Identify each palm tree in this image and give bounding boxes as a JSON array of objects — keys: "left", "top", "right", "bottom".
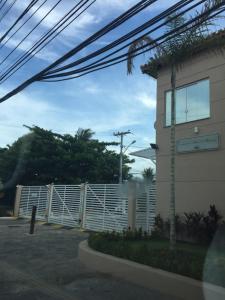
[
  {"left": 127, "top": 1, "right": 224, "bottom": 250},
  {"left": 142, "top": 167, "right": 154, "bottom": 181},
  {"left": 75, "top": 128, "right": 94, "bottom": 141}
]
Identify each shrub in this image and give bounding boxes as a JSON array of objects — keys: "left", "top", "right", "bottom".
[
  {"left": 88, "top": 233, "right": 207, "bottom": 282},
  {"left": 184, "top": 212, "right": 205, "bottom": 242},
  {"left": 164, "top": 214, "right": 184, "bottom": 237},
  {"left": 151, "top": 214, "right": 164, "bottom": 238},
  {"left": 203, "top": 205, "right": 222, "bottom": 242}
]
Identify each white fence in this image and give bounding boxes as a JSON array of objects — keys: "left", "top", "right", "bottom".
[
  {"left": 48, "top": 185, "right": 82, "bottom": 227},
  {"left": 16, "top": 182, "right": 156, "bottom": 233},
  {"left": 19, "top": 186, "right": 48, "bottom": 221},
  {"left": 136, "top": 183, "right": 156, "bottom": 232},
  {"left": 83, "top": 184, "right": 128, "bottom": 232}
]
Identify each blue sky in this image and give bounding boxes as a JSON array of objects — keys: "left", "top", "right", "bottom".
[{"left": 0, "top": 0, "right": 197, "bottom": 175}]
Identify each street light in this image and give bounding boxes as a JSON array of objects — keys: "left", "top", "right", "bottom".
[
  {"left": 123, "top": 140, "right": 136, "bottom": 153},
  {"left": 119, "top": 140, "right": 136, "bottom": 184}
]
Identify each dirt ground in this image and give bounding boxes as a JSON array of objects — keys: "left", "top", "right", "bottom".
[{"left": 0, "top": 218, "right": 179, "bottom": 300}]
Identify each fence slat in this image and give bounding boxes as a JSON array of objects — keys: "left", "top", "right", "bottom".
[{"left": 18, "top": 182, "right": 156, "bottom": 232}]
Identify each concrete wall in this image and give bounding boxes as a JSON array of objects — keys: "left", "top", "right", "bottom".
[{"left": 156, "top": 51, "right": 225, "bottom": 219}]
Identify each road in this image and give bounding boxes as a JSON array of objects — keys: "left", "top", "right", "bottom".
[{"left": 0, "top": 218, "right": 178, "bottom": 300}]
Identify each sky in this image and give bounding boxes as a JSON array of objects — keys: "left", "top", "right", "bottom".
[{"left": 0, "top": 0, "right": 209, "bottom": 176}]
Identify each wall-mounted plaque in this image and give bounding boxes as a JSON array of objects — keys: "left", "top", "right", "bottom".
[{"left": 176, "top": 133, "right": 220, "bottom": 154}]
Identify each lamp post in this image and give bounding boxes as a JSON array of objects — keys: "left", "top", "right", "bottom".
[{"left": 114, "top": 129, "right": 135, "bottom": 184}]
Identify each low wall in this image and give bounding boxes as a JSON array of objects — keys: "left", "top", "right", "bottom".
[{"left": 79, "top": 240, "right": 225, "bottom": 300}]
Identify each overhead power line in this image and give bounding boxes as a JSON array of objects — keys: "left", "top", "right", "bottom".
[
  {"left": 44, "top": 0, "right": 194, "bottom": 76},
  {"left": 0, "top": 0, "right": 8, "bottom": 13},
  {"left": 0, "top": 0, "right": 17, "bottom": 24},
  {"left": 0, "top": 0, "right": 224, "bottom": 102},
  {"left": 40, "top": 0, "right": 225, "bottom": 82},
  {"left": 0, "top": 0, "right": 96, "bottom": 83},
  {"left": 0, "top": 0, "right": 63, "bottom": 67},
  {"left": 41, "top": 0, "right": 202, "bottom": 79},
  {"left": 0, "top": 0, "right": 158, "bottom": 100},
  {"left": 0, "top": 0, "right": 47, "bottom": 51},
  {"left": 0, "top": 0, "right": 40, "bottom": 44},
  {"left": 0, "top": 0, "right": 156, "bottom": 82},
  {"left": 1, "top": 0, "right": 196, "bottom": 84}
]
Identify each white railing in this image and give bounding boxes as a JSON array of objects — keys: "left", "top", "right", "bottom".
[
  {"left": 83, "top": 184, "right": 128, "bottom": 232},
  {"left": 136, "top": 182, "right": 156, "bottom": 233},
  {"left": 19, "top": 186, "right": 48, "bottom": 221},
  {"left": 17, "top": 182, "right": 156, "bottom": 232},
  {"left": 48, "top": 185, "right": 82, "bottom": 227}
]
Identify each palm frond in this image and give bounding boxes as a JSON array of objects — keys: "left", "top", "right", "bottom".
[
  {"left": 127, "top": 0, "right": 225, "bottom": 76},
  {"left": 127, "top": 36, "right": 161, "bottom": 74}
]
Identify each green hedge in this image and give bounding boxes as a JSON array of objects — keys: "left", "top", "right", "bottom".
[{"left": 88, "top": 232, "right": 225, "bottom": 287}]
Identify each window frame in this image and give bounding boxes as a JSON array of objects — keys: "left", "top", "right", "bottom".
[{"left": 164, "top": 77, "right": 211, "bottom": 127}]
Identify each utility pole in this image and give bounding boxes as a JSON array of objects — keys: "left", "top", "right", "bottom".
[{"left": 114, "top": 130, "right": 131, "bottom": 184}]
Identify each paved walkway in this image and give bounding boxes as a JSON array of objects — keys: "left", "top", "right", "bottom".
[{"left": 0, "top": 218, "right": 178, "bottom": 300}]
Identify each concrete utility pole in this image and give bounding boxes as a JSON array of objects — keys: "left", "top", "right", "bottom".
[{"left": 114, "top": 130, "right": 131, "bottom": 184}]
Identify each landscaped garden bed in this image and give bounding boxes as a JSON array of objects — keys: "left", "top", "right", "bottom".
[{"left": 88, "top": 229, "right": 225, "bottom": 288}]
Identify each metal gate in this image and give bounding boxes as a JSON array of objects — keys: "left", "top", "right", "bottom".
[
  {"left": 136, "top": 182, "right": 156, "bottom": 233},
  {"left": 48, "top": 185, "right": 82, "bottom": 227},
  {"left": 19, "top": 185, "right": 48, "bottom": 221},
  {"left": 17, "top": 182, "right": 156, "bottom": 232},
  {"left": 83, "top": 184, "right": 128, "bottom": 232}
]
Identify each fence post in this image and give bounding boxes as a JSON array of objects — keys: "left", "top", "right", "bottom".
[
  {"left": 46, "top": 183, "right": 54, "bottom": 223},
  {"left": 79, "top": 184, "right": 84, "bottom": 227},
  {"left": 80, "top": 183, "right": 87, "bottom": 229},
  {"left": 14, "top": 185, "right": 23, "bottom": 217},
  {"left": 128, "top": 181, "right": 137, "bottom": 230},
  {"left": 144, "top": 180, "right": 152, "bottom": 233},
  {"left": 29, "top": 205, "right": 37, "bottom": 234}
]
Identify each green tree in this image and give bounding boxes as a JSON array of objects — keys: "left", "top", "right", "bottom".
[
  {"left": 0, "top": 126, "right": 134, "bottom": 205},
  {"left": 127, "top": 1, "right": 223, "bottom": 249},
  {"left": 142, "top": 167, "right": 154, "bottom": 181}
]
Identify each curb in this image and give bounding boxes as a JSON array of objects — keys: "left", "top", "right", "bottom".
[
  {"left": 0, "top": 217, "right": 17, "bottom": 220},
  {"left": 78, "top": 240, "right": 225, "bottom": 300}
]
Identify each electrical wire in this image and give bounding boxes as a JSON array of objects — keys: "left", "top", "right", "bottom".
[
  {"left": 43, "top": 0, "right": 204, "bottom": 79},
  {"left": 2, "top": 0, "right": 201, "bottom": 85},
  {"left": 0, "top": 0, "right": 40, "bottom": 44},
  {"left": 45, "top": 0, "right": 195, "bottom": 76},
  {"left": 41, "top": 3, "right": 225, "bottom": 82},
  {"left": 0, "top": 0, "right": 159, "bottom": 102},
  {"left": 0, "top": 0, "right": 8, "bottom": 13},
  {"left": 0, "top": 0, "right": 17, "bottom": 24},
  {"left": 0, "top": 0, "right": 63, "bottom": 67},
  {"left": 0, "top": 0, "right": 157, "bottom": 82},
  {"left": 0, "top": 0, "right": 224, "bottom": 102},
  {"left": 0, "top": 0, "right": 47, "bottom": 51},
  {"left": 0, "top": 0, "right": 95, "bottom": 82}
]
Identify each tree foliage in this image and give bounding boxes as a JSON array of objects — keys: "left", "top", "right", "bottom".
[
  {"left": 142, "top": 167, "right": 154, "bottom": 181},
  {"left": 128, "top": 1, "right": 225, "bottom": 76},
  {"left": 0, "top": 126, "right": 134, "bottom": 204}
]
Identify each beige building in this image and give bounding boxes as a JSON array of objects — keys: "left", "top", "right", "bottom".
[{"left": 142, "top": 36, "right": 225, "bottom": 219}]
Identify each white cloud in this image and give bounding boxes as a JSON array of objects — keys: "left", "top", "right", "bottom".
[
  {"left": 0, "top": 0, "right": 181, "bottom": 68},
  {"left": 0, "top": 70, "right": 156, "bottom": 140},
  {"left": 93, "top": 0, "right": 178, "bottom": 14},
  {"left": 136, "top": 92, "right": 156, "bottom": 109},
  {"left": 85, "top": 84, "right": 101, "bottom": 95},
  {"left": 94, "top": 0, "right": 137, "bottom": 10}
]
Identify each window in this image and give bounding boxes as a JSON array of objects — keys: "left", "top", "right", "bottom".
[{"left": 165, "top": 79, "right": 210, "bottom": 126}]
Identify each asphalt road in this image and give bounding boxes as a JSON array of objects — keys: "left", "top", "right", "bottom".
[{"left": 0, "top": 218, "right": 179, "bottom": 300}]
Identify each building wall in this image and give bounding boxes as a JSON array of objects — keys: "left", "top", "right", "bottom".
[{"left": 156, "top": 51, "right": 225, "bottom": 219}]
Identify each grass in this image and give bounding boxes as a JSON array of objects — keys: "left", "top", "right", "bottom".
[{"left": 88, "top": 233, "right": 225, "bottom": 288}]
